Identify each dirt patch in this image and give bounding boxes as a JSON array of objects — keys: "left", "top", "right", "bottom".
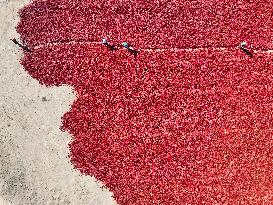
[{"left": 0, "top": 1, "right": 116, "bottom": 204}]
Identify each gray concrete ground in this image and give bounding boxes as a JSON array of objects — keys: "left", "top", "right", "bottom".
[{"left": 0, "top": 1, "right": 116, "bottom": 204}]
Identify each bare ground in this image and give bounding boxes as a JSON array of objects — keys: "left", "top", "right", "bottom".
[{"left": 0, "top": 1, "right": 117, "bottom": 204}]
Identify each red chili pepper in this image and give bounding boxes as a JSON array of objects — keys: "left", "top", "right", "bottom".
[{"left": 18, "top": 0, "right": 273, "bottom": 204}]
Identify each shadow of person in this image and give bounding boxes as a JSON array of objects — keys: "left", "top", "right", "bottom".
[
  {"left": 128, "top": 48, "right": 140, "bottom": 57},
  {"left": 108, "top": 44, "right": 118, "bottom": 51},
  {"left": 240, "top": 47, "right": 253, "bottom": 58},
  {"left": 11, "top": 38, "right": 31, "bottom": 52}
]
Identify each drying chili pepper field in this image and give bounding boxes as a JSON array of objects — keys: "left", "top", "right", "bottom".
[{"left": 17, "top": 0, "right": 273, "bottom": 204}]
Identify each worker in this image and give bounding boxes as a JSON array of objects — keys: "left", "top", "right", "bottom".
[
  {"left": 121, "top": 42, "right": 140, "bottom": 57},
  {"left": 240, "top": 41, "right": 247, "bottom": 49},
  {"left": 102, "top": 38, "right": 109, "bottom": 46},
  {"left": 121, "top": 42, "right": 130, "bottom": 49},
  {"left": 101, "top": 38, "right": 116, "bottom": 51},
  {"left": 240, "top": 41, "right": 253, "bottom": 57},
  {"left": 11, "top": 38, "right": 31, "bottom": 52}
]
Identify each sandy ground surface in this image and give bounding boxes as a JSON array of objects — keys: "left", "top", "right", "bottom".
[{"left": 0, "top": 1, "right": 117, "bottom": 204}]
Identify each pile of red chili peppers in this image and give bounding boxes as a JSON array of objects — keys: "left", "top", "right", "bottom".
[{"left": 17, "top": 0, "right": 273, "bottom": 204}]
